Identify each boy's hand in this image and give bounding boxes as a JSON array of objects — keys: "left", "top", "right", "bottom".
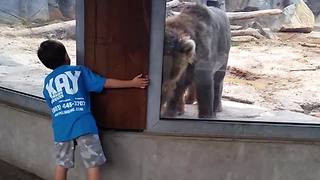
[
  {"left": 104, "top": 74, "right": 149, "bottom": 89},
  {"left": 131, "top": 74, "right": 149, "bottom": 88}
]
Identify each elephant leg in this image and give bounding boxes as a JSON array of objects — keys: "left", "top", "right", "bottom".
[
  {"left": 185, "top": 82, "right": 196, "bottom": 105},
  {"left": 165, "top": 79, "right": 190, "bottom": 117},
  {"left": 165, "top": 65, "right": 194, "bottom": 117},
  {"left": 194, "top": 70, "right": 214, "bottom": 118},
  {"left": 213, "top": 65, "right": 227, "bottom": 112}
]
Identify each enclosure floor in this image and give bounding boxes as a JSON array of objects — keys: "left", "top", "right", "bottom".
[
  {"left": 167, "top": 100, "right": 320, "bottom": 124},
  {"left": 0, "top": 159, "right": 43, "bottom": 180}
]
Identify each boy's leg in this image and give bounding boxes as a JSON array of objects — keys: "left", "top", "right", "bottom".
[
  {"left": 54, "top": 140, "right": 75, "bottom": 180},
  {"left": 55, "top": 165, "right": 68, "bottom": 180},
  {"left": 77, "top": 134, "right": 106, "bottom": 180},
  {"left": 87, "top": 167, "right": 100, "bottom": 180}
]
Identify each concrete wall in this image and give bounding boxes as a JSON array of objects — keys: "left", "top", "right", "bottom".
[{"left": 1, "top": 102, "right": 320, "bottom": 180}]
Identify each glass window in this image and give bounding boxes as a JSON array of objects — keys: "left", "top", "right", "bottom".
[
  {"left": 161, "top": 0, "right": 320, "bottom": 124},
  {"left": 0, "top": 0, "right": 76, "bottom": 97}
]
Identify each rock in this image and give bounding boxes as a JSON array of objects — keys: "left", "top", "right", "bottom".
[
  {"left": 232, "top": 36, "right": 257, "bottom": 42},
  {"left": 49, "top": 7, "right": 65, "bottom": 21},
  {"left": 0, "top": 0, "right": 49, "bottom": 24},
  {"left": 304, "top": 0, "right": 320, "bottom": 18},
  {"left": 2, "top": 20, "right": 76, "bottom": 40},
  {"left": 279, "top": 0, "right": 315, "bottom": 33}
]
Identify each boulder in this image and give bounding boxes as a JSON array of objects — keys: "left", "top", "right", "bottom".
[
  {"left": 305, "top": 0, "right": 320, "bottom": 17},
  {"left": 0, "top": 0, "right": 49, "bottom": 24},
  {"left": 279, "top": 0, "right": 315, "bottom": 33},
  {"left": 225, "top": 0, "right": 293, "bottom": 12}
]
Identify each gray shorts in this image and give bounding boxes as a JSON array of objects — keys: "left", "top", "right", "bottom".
[{"left": 54, "top": 134, "right": 106, "bottom": 169}]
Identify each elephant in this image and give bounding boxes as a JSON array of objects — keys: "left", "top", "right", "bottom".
[{"left": 161, "top": 4, "right": 231, "bottom": 118}]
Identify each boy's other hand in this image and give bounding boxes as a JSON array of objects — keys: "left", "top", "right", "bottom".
[{"left": 132, "top": 74, "right": 149, "bottom": 88}]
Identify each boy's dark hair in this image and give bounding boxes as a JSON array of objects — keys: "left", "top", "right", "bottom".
[{"left": 37, "top": 40, "right": 67, "bottom": 70}]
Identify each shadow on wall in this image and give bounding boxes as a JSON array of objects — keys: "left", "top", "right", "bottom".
[{"left": 0, "top": 0, "right": 75, "bottom": 24}]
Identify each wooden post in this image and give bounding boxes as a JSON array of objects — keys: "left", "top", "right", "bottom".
[{"left": 84, "top": 0, "right": 151, "bottom": 130}]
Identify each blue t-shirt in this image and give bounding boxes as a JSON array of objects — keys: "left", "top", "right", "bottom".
[{"left": 43, "top": 65, "right": 106, "bottom": 142}]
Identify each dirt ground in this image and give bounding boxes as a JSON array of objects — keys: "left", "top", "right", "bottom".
[
  {"left": 0, "top": 23, "right": 320, "bottom": 119},
  {"left": 225, "top": 31, "right": 320, "bottom": 118},
  {"left": 0, "top": 24, "right": 76, "bottom": 97}
]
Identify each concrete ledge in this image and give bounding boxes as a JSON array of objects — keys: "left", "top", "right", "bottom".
[
  {"left": 1, "top": 102, "right": 320, "bottom": 180},
  {"left": 0, "top": 86, "right": 50, "bottom": 116}
]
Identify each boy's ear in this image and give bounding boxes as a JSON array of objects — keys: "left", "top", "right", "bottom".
[{"left": 65, "top": 53, "right": 71, "bottom": 64}]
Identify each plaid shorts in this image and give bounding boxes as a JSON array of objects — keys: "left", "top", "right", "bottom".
[{"left": 54, "top": 134, "right": 106, "bottom": 169}]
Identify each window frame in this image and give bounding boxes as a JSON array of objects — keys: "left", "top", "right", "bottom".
[
  {"left": 1, "top": 0, "right": 320, "bottom": 141},
  {"left": 145, "top": 0, "right": 320, "bottom": 140},
  {"left": 0, "top": 0, "right": 84, "bottom": 116}
]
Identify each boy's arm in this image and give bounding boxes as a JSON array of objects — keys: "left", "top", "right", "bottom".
[{"left": 104, "top": 74, "right": 149, "bottom": 89}]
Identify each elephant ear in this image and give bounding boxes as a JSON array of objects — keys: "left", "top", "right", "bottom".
[{"left": 179, "top": 36, "right": 196, "bottom": 64}]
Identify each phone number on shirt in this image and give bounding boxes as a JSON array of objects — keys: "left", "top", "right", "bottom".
[{"left": 52, "top": 101, "right": 86, "bottom": 114}]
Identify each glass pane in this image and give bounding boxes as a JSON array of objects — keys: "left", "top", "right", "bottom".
[
  {"left": 0, "top": 0, "right": 76, "bottom": 97},
  {"left": 161, "top": 0, "right": 320, "bottom": 123}
]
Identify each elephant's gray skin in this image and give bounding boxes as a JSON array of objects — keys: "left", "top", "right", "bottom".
[{"left": 161, "top": 4, "right": 231, "bottom": 118}]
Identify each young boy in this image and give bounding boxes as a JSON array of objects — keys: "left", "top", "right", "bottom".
[{"left": 37, "top": 40, "right": 149, "bottom": 180}]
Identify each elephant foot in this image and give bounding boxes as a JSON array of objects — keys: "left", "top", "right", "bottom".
[
  {"left": 185, "top": 94, "right": 196, "bottom": 104},
  {"left": 198, "top": 112, "right": 216, "bottom": 119},
  {"left": 177, "top": 110, "right": 185, "bottom": 116},
  {"left": 214, "top": 102, "right": 223, "bottom": 112},
  {"left": 177, "top": 104, "right": 185, "bottom": 116},
  {"left": 185, "top": 98, "right": 195, "bottom": 105},
  {"left": 162, "top": 109, "right": 180, "bottom": 117},
  {"left": 216, "top": 104, "right": 223, "bottom": 112},
  {"left": 184, "top": 87, "right": 196, "bottom": 104}
]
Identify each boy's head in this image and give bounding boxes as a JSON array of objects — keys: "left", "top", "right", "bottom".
[{"left": 37, "top": 40, "right": 70, "bottom": 70}]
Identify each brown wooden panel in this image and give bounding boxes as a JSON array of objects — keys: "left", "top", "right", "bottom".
[
  {"left": 84, "top": 0, "right": 96, "bottom": 69},
  {"left": 84, "top": 0, "right": 151, "bottom": 130}
]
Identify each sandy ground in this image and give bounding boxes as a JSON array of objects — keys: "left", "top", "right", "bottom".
[
  {"left": 0, "top": 24, "right": 76, "bottom": 97},
  {"left": 0, "top": 23, "right": 320, "bottom": 122},
  {"left": 177, "top": 30, "right": 320, "bottom": 122},
  {"left": 225, "top": 31, "right": 320, "bottom": 118}
]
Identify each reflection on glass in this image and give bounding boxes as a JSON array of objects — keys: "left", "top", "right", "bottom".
[
  {"left": 161, "top": 0, "right": 320, "bottom": 123},
  {"left": 0, "top": 0, "right": 76, "bottom": 97}
]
